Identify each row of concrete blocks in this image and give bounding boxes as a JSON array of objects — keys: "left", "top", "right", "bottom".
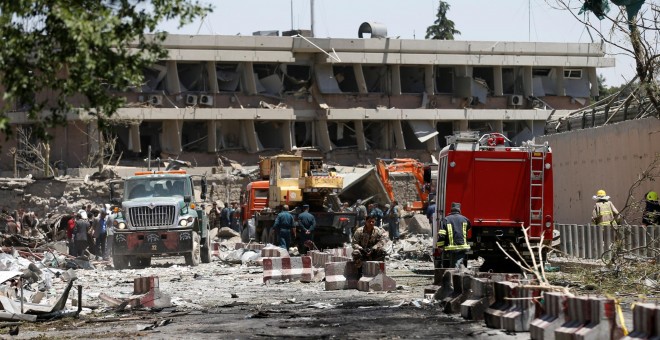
[
  {"left": 261, "top": 246, "right": 349, "bottom": 284},
  {"left": 324, "top": 260, "right": 397, "bottom": 292},
  {"left": 211, "top": 241, "right": 267, "bottom": 257}
]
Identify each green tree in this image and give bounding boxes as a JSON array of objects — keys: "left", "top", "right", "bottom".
[
  {"left": 425, "top": 1, "right": 461, "bottom": 40},
  {"left": 0, "top": 1, "right": 212, "bottom": 140}
]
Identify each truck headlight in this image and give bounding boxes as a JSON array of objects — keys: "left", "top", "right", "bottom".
[
  {"left": 179, "top": 217, "right": 194, "bottom": 227},
  {"left": 179, "top": 219, "right": 188, "bottom": 227},
  {"left": 118, "top": 222, "right": 126, "bottom": 230}
]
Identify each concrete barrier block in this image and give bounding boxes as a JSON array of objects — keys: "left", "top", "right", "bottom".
[
  {"left": 502, "top": 287, "right": 539, "bottom": 332},
  {"left": 331, "top": 256, "right": 351, "bottom": 262},
  {"left": 234, "top": 242, "right": 244, "bottom": 250},
  {"left": 324, "top": 261, "right": 358, "bottom": 290},
  {"left": 623, "top": 303, "right": 659, "bottom": 339},
  {"left": 130, "top": 276, "right": 171, "bottom": 308},
  {"left": 443, "top": 273, "right": 471, "bottom": 313},
  {"left": 530, "top": 292, "right": 568, "bottom": 340},
  {"left": 357, "top": 262, "right": 396, "bottom": 292},
  {"left": 484, "top": 281, "right": 517, "bottom": 329},
  {"left": 310, "top": 251, "right": 334, "bottom": 268},
  {"left": 433, "top": 269, "right": 455, "bottom": 301},
  {"left": 434, "top": 268, "right": 455, "bottom": 285},
  {"left": 261, "top": 245, "right": 290, "bottom": 258},
  {"left": 263, "top": 256, "right": 312, "bottom": 283},
  {"left": 554, "top": 296, "right": 623, "bottom": 340},
  {"left": 460, "top": 277, "right": 495, "bottom": 320}
]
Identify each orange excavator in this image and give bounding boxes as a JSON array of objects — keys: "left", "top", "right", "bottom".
[{"left": 375, "top": 158, "right": 433, "bottom": 211}]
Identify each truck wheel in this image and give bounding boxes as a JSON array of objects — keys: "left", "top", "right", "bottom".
[
  {"left": 113, "top": 255, "right": 129, "bottom": 270},
  {"left": 201, "top": 235, "right": 212, "bottom": 264},
  {"left": 185, "top": 232, "right": 201, "bottom": 266},
  {"left": 135, "top": 257, "right": 152, "bottom": 268}
]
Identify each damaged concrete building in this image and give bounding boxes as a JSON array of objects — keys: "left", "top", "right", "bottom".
[{"left": 0, "top": 25, "right": 614, "bottom": 169}]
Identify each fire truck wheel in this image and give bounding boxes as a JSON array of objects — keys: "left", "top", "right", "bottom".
[
  {"left": 201, "top": 235, "right": 212, "bottom": 264},
  {"left": 185, "top": 232, "right": 201, "bottom": 266},
  {"left": 113, "top": 255, "right": 129, "bottom": 270}
]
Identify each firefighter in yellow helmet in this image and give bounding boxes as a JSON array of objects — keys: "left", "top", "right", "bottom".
[
  {"left": 437, "top": 202, "right": 471, "bottom": 268},
  {"left": 591, "top": 189, "right": 620, "bottom": 226},
  {"left": 642, "top": 191, "right": 659, "bottom": 226}
]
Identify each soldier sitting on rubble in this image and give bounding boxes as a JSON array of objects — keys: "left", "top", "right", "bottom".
[{"left": 351, "top": 215, "right": 388, "bottom": 272}]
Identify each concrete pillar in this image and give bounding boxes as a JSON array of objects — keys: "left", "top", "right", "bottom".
[
  {"left": 522, "top": 66, "right": 533, "bottom": 97},
  {"left": 161, "top": 120, "right": 182, "bottom": 154},
  {"left": 281, "top": 121, "right": 293, "bottom": 152},
  {"left": 166, "top": 61, "right": 180, "bottom": 94},
  {"left": 493, "top": 66, "right": 503, "bottom": 96},
  {"left": 491, "top": 120, "right": 503, "bottom": 133},
  {"left": 554, "top": 67, "right": 565, "bottom": 96},
  {"left": 315, "top": 119, "right": 333, "bottom": 152},
  {"left": 241, "top": 120, "right": 260, "bottom": 153},
  {"left": 588, "top": 67, "right": 599, "bottom": 97},
  {"left": 128, "top": 123, "right": 141, "bottom": 153},
  {"left": 454, "top": 120, "right": 469, "bottom": 132},
  {"left": 392, "top": 120, "right": 405, "bottom": 150},
  {"left": 354, "top": 120, "right": 368, "bottom": 151},
  {"left": 425, "top": 65, "right": 435, "bottom": 95},
  {"left": 207, "top": 120, "right": 217, "bottom": 153},
  {"left": 353, "top": 64, "right": 368, "bottom": 94},
  {"left": 206, "top": 61, "right": 219, "bottom": 93},
  {"left": 390, "top": 65, "right": 402, "bottom": 96},
  {"left": 426, "top": 123, "right": 438, "bottom": 152},
  {"left": 241, "top": 62, "right": 258, "bottom": 95}
]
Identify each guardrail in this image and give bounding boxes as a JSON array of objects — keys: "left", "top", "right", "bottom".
[{"left": 555, "top": 224, "right": 660, "bottom": 260}]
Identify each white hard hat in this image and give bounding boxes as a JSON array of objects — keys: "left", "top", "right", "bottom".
[{"left": 80, "top": 211, "right": 88, "bottom": 219}]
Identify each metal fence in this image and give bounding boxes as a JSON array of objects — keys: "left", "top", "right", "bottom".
[{"left": 555, "top": 224, "right": 660, "bottom": 260}]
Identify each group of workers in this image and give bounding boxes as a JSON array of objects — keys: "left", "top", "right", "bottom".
[
  {"left": 591, "top": 189, "right": 660, "bottom": 226},
  {"left": 207, "top": 201, "right": 241, "bottom": 232}
]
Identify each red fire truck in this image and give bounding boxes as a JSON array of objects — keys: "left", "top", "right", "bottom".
[{"left": 432, "top": 132, "right": 554, "bottom": 271}]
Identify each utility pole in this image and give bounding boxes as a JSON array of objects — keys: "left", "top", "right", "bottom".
[{"left": 311, "top": 0, "right": 315, "bottom": 37}]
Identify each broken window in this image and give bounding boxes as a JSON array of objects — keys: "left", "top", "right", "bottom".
[
  {"left": 181, "top": 121, "right": 207, "bottom": 152},
  {"left": 435, "top": 67, "right": 454, "bottom": 94},
  {"left": 473, "top": 67, "right": 494, "bottom": 95},
  {"left": 254, "top": 121, "right": 284, "bottom": 149},
  {"left": 532, "top": 67, "right": 556, "bottom": 96},
  {"left": 328, "top": 121, "right": 357, "bottom": 148},
  {"left": 364, "top": 121, "right": 390, "bottom": 149},
  {"left": 177, "top": 62, "right": 210, "bottom": 92},
  {"left": 402, "top": 121, "right": 429, "bottom": 150},
  {"left": 502, "top": 67, "right": 518, "bottom": 95},
  {"left": 138, "top": 122, "right": 163, "bottom": 158},
  {"left": 281, "top": 64, "right": 311, "bottom": 93},
  {"left": 362, "top": 65, "right": 387, "bottom": 93},
  {"left": 564, "top": 69, "right": 583, "bottom": 79},
  {"left": 216, "top": 121, "right": 243, "bottom": 150},
  {"left": 294, "top": 122, "right": 312, "bottom": 148},
  {"left": 141, "top": 62, "right": 168, "bottom": 92},
  {"left": 216, "top": 63, "right": 241, "bottom": 92},
  {"left": 435, "top": 122, "right": 453, "bottom": 149},
  {"left": 332, "top": 66, "right": 359, "bottom": 93},
  {"left": 254, "top": 63, "right": 283, "bottom": 95},
  {"left": 400, "top": 66, "right": 425, "bottom": 93}
]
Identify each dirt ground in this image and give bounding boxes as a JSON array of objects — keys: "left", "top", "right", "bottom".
[{"left": 13, "top": 257, "right": 528, "bottom": 340}]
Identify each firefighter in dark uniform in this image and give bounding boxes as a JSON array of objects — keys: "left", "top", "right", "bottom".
[
  {"left": 437, "top": 202, "right": 471, "bottom": 269},
  {"left": 273, "top": 205, "right": 295, "bottom": 250},
  {"left": 296, "top": 204, "right": 316, "bottom": 254}
]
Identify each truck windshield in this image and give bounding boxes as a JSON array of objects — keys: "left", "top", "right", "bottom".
[
  {"left": 125, "top": 178, "right": 187, "bottom": 199},
  {"left": 278, "top": 160, "right": 300, "bottom": 179}
]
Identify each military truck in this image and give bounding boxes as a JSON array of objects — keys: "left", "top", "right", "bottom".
[{"left": 109, "top": 169, "right": 212, "bottom": 269}]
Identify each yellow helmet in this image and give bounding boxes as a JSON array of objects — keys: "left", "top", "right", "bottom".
[
  {"left": 596, "top": 189, "right": 607, "bottom": 197},
  {"left": 647, "top": 191, "right": 658, "bottom": 201}
]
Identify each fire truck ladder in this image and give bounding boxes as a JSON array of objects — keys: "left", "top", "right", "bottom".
[{"left": 528, "top": 142, "right": 548, "bottom": 229}]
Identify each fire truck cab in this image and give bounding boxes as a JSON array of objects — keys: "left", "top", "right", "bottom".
[{"left": 432, "top": 131, "right": 554, "bottom": 271}]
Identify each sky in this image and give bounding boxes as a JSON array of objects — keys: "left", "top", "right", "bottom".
[{"left": 158, "top": 0, "right": 636, "bottom": 87}]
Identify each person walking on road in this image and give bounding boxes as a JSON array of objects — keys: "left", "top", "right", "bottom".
[
  {"left": 591, "top": 189, "right": 620, "bottom": 226},
  {"left": 438, "top": 202, "right": 471, "bottom": 269},
  {"left": 74, "top": 211, "right": 91, "bottom": 257},
  {"left": 296, "top": 204, "right": 316, "bottom": 254},
  {"left": 273, "top": 205, "right": 295, "bottom": 250},
  {"left": 385, "top": 202, "right": 400, "bottom": 242}
]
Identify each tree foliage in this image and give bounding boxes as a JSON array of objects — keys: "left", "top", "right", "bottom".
[
  {"left": 558, "top": 0, "right": 660, "bottom": 117},
  {"left": 425, "top": 1, "right": 460, "bottom": 40},
  {"left": 0, "top": 1, "right": 212, "bottom": 140}
]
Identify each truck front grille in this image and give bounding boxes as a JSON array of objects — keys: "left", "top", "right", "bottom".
[{"left": 128, "top": 205, "right": 176, "bottom": 228}]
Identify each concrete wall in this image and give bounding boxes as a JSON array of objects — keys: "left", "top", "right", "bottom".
[{"left": 538, "top": 118, "right": 660, "bottom": 224}]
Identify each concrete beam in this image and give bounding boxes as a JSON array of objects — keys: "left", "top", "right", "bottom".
[
  {"left": 281, "top": 121, "right": 293, "bottom": 152},
  {"left": 353, "top": 64, "right": 368, "bottom": 94},
  {"left": 240, "top": 62, "right": 258, "bottom": 95},
  {"left": 493, "top": 66, "right": 503, "bottom": 97},
  {"left": 241, "top": 120, "right": 260, "bottom": 153},
  {"left": 207, "top": 120, "right": 217, "bottom": 153},
  {"left": 425, "top": 65, "right": 435, "bottom": 95},
  {"left": 390, "top": 65, "right": 402, "bottom": 96},
  {"left": 166, "top": 61, "right": 180, "bottom": 94},
  {"left": 392, "top": 120, "right": 405, "bottom": 149},
  {"left": 129, "top": 123, "right": 141, "bottom": 153},
  {"left": 354, "top": 120, "right": 368, "bottom": 151},
  {"left": 161, "top": 120, "right": 182, "bottom": 154},
  {"left": 315, "top": 120, "right": 333, "bottom": 152},
  {"left": 206, "top": 61, "right": 219, "bottom": 93}
]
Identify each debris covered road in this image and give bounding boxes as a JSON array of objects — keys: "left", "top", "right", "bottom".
[{"left": 15, "top": 255, "right": 524, "bottom": 339}]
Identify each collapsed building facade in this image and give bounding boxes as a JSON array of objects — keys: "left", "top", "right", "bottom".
[{"left": 0, "top": 24, "right": 614, "bottom": 170}]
